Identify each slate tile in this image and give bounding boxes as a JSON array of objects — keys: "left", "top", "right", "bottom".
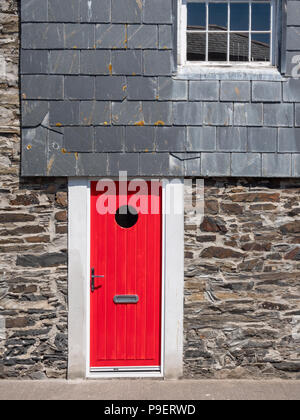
[
  {"left": 127, "top": 25, "right": 158, "bottom": 49},
  {"left": 80, "top": 50, "right": 111, "bottom": 75},
  {"left": 21, "top": 0, "right": 48, "bottom": 22},
  {"left": 283, "top": 79, "right": 300, "bottom": 102},
  {"left": 173, "top": 102, "right": 203, "bottom": 126},
  {"left": 144, "top": 50, "right": 173, "bottom": 76},
  {"left": 189, "top": 81, "right": 219, "bottom": 101},
  {"left": 22, "top": 101, "right": 49, "bottom": 127},
  {"left": 143, "top": 0, "right": 173, "bottom": 24},
  {"left": 125, "top": 126, "right": 156, "bottom": 152},
  {"left": 112, "top": 0, "right": 142, "bottom": 23},
  {"left": 140, "top": 153, "right": 169, "bottom": 176},
  {"left": 234, "top": 103, "right": 263, "bottom": 126},
  {"left": 159, "top": 25, "right": 173, "bottom": 49},
  {"left": 155, "top": 127, "right": 186, "bottom": 152},
  {"left": 95, "top": 127, "right": 125, "bottom": 152},
  {"left": 64, "top": 24, "right": 95, "bottom": 49},
  {"left": 220, "top": 81, "right": 250, "bottom": 102},
  {"left": 262, "top": 154, "right": 292, "bottom": 177},
  {"left": 22, "top": 75, "right": 64, "bottom": 100},
  {"left": 231, "top": 153, "right": 261, "bottom": 177},
  {"left": 76, "top": 153, "right": 108, "bottom": 176},
  {"left": 264, "top": 104, "right": 294, "bottom": 127},
  {"left": 143, "top": 102, "right": 173, "bottom": 125},
  {"left": 158, "top": 78, "right": 187, "bottom": 101},
  {"left": 49, "top": 51, "right": 80, "bottom": 75},
  {"left": 22, "top": 127, "right": 48, "bottom": 176},
  {"left": 169, "top": 154, "right": 185, "bottom": 176},
  {"left": 64, "top": 127, "right": 94, "bottom": 152},
  {"left": 252, "top": 82, "right": 282, "bottom": 102},
  {"left": 22, "top": 23, "right": 64, "bottom": 49},
  {"left": 278, "top": 128, "right": 300, "bottom": 152},
  {"left": 80, "top": 0, "right": 110, "bottom": 23},
  {"left": 95, "top": 24, "right": 127, "bottom": 49},
  {"left": 201, "top": 153, "right": 231, "bottom": 176},
  {"left": 112, "top": 102, "right": 143, "bottom": 125},
  {"left": 48, "top": 0, "right": 80, "bottom": 22},
  {"left": 49, "top": 101, "right": 80, "bottom": 126},
  {"left": 47, "top": 129, "right": 77, "bottom": 176},
  {"left": 95, "top": 76, "right": 127, "bottom": 101},
  {"left": 111, "top": 50, "right": 142, "bottom": 75},
  {"left": 292, "top": 154, "right": 300, "bottom": 176},
  {"left": 21, "top": 50, "right": 49, "bottom": 74},
  {"left": 127, "top": 77, "right": 157, "bottom": 101},
  {"left": 217, "top": 127, "right": 247, "bottom": 152},
  {"left": 286, "top": 27, "right": 300, "bottom": 51},
  {"left": 107, "top": 153, "right": 140, "bottom": 176},
  {"left": 185, "top": 153, "right": 201, "bottom": 176},
  {"left": 203, "top": 102, "right": 233, "bottom": 126},
  {"left": 187, "top": 127, "right": 216, "bottom": 152},
  {"left": 248, "top": 128, "right": 277, "bottom": 152},
  {"left": 65, "top": 76, "right": 95, "bottom": 100},
  {"left": 79, "top": 102, "right": 111, "bottom": 126}
]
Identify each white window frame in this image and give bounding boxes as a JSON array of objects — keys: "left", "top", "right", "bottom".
[{"left": 178, "top": 0, "right": 278, "bottom": 70}]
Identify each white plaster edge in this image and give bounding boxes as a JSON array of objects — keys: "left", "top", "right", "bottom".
[
  {"left": 163, "top": 179, "right": 185, "bottom": 380},
  {"left": 68, "top": 178, "right": 89, "bottom": 380}
]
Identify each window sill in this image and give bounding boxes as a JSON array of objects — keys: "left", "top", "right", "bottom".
[{"left": 174, "top": 64, "right": 284, "bottom": 81}]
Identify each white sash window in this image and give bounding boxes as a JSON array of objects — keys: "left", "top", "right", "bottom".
[{"left": 178, "top": 0, "right": 278, "bottom": 67}]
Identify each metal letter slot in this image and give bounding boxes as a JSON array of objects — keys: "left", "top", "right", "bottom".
[{"left": 113, "top": 295, "right": 139, "bottom": 304}]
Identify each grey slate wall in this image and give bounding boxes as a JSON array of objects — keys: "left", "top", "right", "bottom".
[{"left": 21, "top": 0, "right": 300, "bottom": 177}]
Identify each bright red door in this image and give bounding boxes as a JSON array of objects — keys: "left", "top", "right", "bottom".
[{"left": 90, "top": 181, "right": 162, "bottom": 369}]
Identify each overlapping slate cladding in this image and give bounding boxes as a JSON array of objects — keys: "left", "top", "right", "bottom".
[{"left": 21, "top": 0, "right": 300, "bottom": 177}]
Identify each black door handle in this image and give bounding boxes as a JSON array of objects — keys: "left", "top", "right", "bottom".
[{"left": 91, "top": 268, "right": 104, "bottom": 293}]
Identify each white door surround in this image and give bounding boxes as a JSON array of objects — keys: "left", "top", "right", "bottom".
[{"left": 68, "top": 178, "right": 185, "bottom": 379}]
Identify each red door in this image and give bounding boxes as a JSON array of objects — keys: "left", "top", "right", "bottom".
[{"left": 90, "top": 181, "right": 162, "bottom": 369}]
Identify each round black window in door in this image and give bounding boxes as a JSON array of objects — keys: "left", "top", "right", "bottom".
[{"left": 115, "top": 205, "right": 139, "bottom": 229}]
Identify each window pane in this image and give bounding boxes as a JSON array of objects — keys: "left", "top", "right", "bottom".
[
  {"left": 185, "top": 1, "right": 273, "bottom": 64},
  {"left": 187, "top": 32, "right": 206, "bottom": 61},
  {"left": 209, "top": 3, "right": 228, "bottom": 31},
  {"left": 187, "top": 3, "right": 206, "bottom": 29},
  {"left": 252, "top": 3, "right": 271, "bottom": 31},
  {"left": 230, "top": 3, "right": 249, "bottom": 31},
  {"left": 208, "top": 33, "right": 228, "bottom": 61},
  {"left": 251, "top": 33, "right": 270, "bottom": 61},
  {"left": 230, "top": 33, "right": 249, "bottom": 61}
]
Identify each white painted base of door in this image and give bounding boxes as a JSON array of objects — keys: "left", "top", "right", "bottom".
[{"left": 68, "top": 178, "right": 184, "bottom": 380}]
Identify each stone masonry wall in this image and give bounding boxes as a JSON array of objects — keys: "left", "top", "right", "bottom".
[
  {"left": 184, "top": 179, "right": 300, "bottom": 379},
  {"left": 0, "top": 0, "right": 68, "bottom": 379}
]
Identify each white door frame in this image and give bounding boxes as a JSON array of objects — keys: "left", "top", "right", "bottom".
[{"left": 68, "top": 177, "right": 184, "bottom": 379}]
